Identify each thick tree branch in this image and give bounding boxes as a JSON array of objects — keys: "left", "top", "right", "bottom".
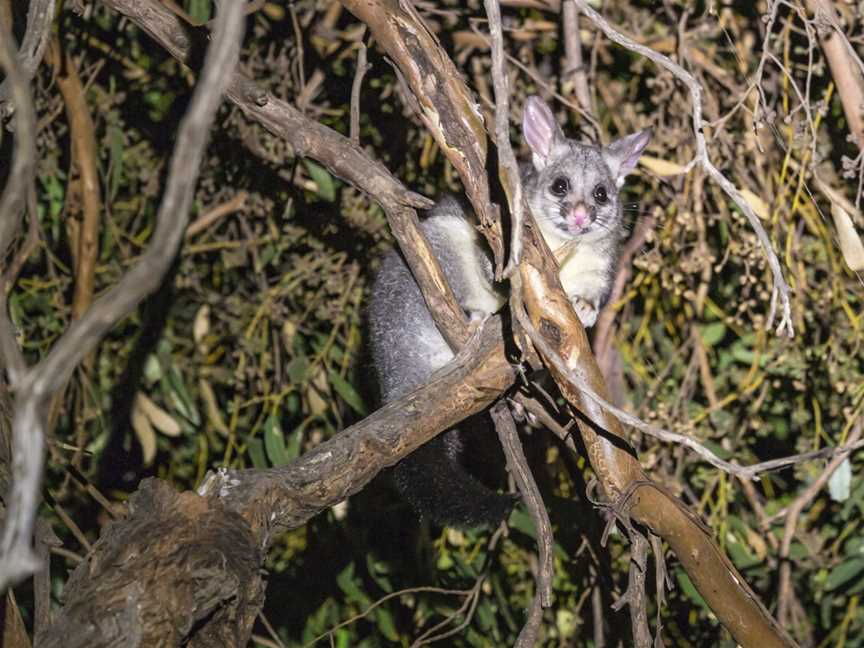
[
  {"left": 340, "top": 0, "right": 506, "bottom": 274},
  {"left": 0, "top": 24, "right": 36, "bottom": 277},
  {"left": 0, "top": 17, "right": 39, "bottom": 590},
  {"left": 42, "top": 318, "right": 516, "bottom": 644},
  {"left": 201, "top": 317, "right": 514, "bottom": 540},
  {"left": 513, "top": 226, "right": 796, "bottom": 645}
]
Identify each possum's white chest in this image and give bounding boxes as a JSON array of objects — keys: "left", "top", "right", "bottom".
[{"left": 557, "top": 244, "right": 610, "bottom": 296}]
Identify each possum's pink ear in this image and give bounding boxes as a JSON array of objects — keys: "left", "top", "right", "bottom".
[
  {"left": 522, "top": 96, "right": 566, "bottom": 170},
  {"left": 604, "top": 129, "right": 652, "bottom": 187}
]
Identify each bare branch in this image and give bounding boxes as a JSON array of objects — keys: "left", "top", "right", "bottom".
[
  {"left": 483, "top": 4, "right": 553, "bottom": 641},
  {"left": 561, "top": 0, "right": 593, "bottom": 116},
  {"left": 0, "top": 21, "right": 35, "bottom": 384},
  {"left": 340, "top": 0, "right": 506, "bottom": 273},
  {"left": 0, "top": 23, "right": 36, "bottom": 276},
  {"left": 804, "top": 0, "right": 864, "bottom": 150},
  {"left": 0, "top": 0, "right": 247, "bottom": 593},
  {"left": 0, "top": 0, "right": 56, "bottom": 110},
  {"left": 484, "top": 0, "right": 524, "bottom": 276},
  {"left": 514, "top": 231, "right": 795, "bottom": 644},
  {"left": 490, "top": 401, "right": 552, "bottom": 647}
]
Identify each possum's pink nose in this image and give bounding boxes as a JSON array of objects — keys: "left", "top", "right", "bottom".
[{"left": 570, "top": 202, "right": 590, "bottom": 228}]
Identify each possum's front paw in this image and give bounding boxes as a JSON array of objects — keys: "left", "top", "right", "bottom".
[{"left": 571, "top": 297, "right": 598, "bottom": 328}]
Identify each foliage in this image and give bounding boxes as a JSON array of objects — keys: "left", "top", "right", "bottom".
[{"left": 2, "top": 0, "right": 863, "bottom": 646}]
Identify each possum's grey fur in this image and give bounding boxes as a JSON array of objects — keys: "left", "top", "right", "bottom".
[{"left": 368, "top": 96, "right": 651, "bottom": 527}]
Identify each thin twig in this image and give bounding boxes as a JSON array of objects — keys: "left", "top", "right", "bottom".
[
  {"left": 304, "top": 586, "right": 475, "bottom": 647},
  {"left": 483, "top": 0, "right": 524, "bottom": 276},
  {"left": 576, "top": 1, "right": 795, "bottom": 337},
  {"left": 349, "top": 31, "right": 369, "bottom": 144},
  {"left": 514, "top": 292, "right": 864, "bottom": 480},
  {"left": 186, "top": 191, "right": 248, "bottom": 238},
  {"left": 490, "top": 400, "right": 552, "bottom": 646},
  {"left": 561, "top": 0, "right": 592, "bottom": 115}
]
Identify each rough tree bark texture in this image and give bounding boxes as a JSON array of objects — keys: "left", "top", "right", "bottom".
[{"left": 38, "top": 481, "right": 265, "bottom": 648}]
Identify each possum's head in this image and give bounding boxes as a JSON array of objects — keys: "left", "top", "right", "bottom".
[{"left": 521, "top": 96, "right": 651, "bottom": 246}]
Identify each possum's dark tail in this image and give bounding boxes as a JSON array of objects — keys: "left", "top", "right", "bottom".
[{"left": 392, "top": 428, "right": 518, "bottom": 529}]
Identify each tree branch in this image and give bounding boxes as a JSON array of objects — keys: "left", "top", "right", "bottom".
[
  {"left": 0, "top": 0, "right": 247, "bottom": 593},
  {"left": 340, "top": 0, "right": 506, "bottom": 274},
  {"left": 0, "top": 0, "right": 55, "bottom": 111}
]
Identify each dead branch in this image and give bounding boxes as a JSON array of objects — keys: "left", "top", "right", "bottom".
[
  {"left": 46, "top": 35, "right": 103, "bottom": 320},
  {"left": 804, "top": 0, "right": 864, "bottom": 150},
  {"left": 0, "top": 17, "right": 40, "bottom": 588},
  {"left": 0, "top": 0, "right": 247, "bottom": 593},
  {"left": 0, "top": 0, "right": 55, "bottom": 110},
  {"left": 0, "top": 24, "right": 36, "bottom": 274},
  {"left": 561, "top": 0, "right": 593, "bottom": 116}
]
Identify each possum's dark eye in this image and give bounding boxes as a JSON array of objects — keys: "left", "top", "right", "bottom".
[
  {"left": 593, "top": 184, "right": 608, "bottom": 204},
  {"left": 550, "top": 177, "right": 569, "bottom": 197}
]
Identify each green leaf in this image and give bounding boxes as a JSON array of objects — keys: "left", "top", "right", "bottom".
[
  {"left": 476, "top": 598, "right": 495, "bottom": 631},
  {"left": 187, "top": 0, "right": 211, "bottom": 22},
  {"left": 727, "top": 535, "right": 760, "bottom": 570},
  {"left": 164, "top": 366, "right": 200, "bottom": 426},
  {"left": 700, "top": 439, "right": 733, "bottom": 460},
  {"left": 828, "top": 457, "right": 852, "bottom": 502},
  {"left": 336, "top": 564, "right": 369, "bottom": 606},
  {"left": 700, "top": 322, "right": 726, "bottom": 347},
  {"left": 302, "top": 159, "right": 337, "bottom": 202},
  {"left": 247, "top": 438, "right": 267, "bottom": 469},
  {"left": 676, "top": 570, "right": 707, "bottom": 609},
  {"left": 329, "top": 370, "right": 367, "bottom": 415},
  {"left": 825, "top": 558, "right": 864, "bottom": 591},
  {"left": 374, "top": 607, "right": 398, "bottom": 641},
  {"left": 284, "top": 426, "right": 301, "bottom": 461},
  {"left": 286, "top": 356, "right": 308, "bottom": 384},
  {"left": 263, "top": 415, "right": 289, "bottom": 466}
]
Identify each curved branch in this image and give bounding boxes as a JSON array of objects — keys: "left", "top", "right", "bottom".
[
  {"left": 513, "top": 225, "right": 796, "bottom": 645},
  {"left": 340, "top": 0, "right": 506, "bottom": 273},
  {"left": 99, "top": 0, "right": 478, "bottom": 352},
  {"left": 202, "top": 317, "right": 514, "bottom": 538},
  {"left": 0, "top": 0, "right": 247, "bottom": 593}
]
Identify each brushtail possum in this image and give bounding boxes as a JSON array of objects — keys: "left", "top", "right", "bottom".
[{"left": 368, "top": 96, "right": 651, "bottom": 528}]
